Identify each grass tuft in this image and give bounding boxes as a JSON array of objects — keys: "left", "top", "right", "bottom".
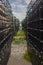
[
  {"left": 24, "top": 52, "right": 31, "bottom": 62},
  {"left": 12, "top": 29, "right": 26, "bottom": 44}
]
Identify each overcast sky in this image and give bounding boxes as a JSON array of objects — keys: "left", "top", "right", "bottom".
[{"left": 9, "top": 0, "right": 31, "bottom": 21}]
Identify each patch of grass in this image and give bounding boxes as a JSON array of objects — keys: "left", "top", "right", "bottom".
[
  {"left": 14, "top": 40, "right": 20, "bottom": 44},
  {"left": 16, "top": 30, "right": 24, "bottom": 35},
  {"left": 12, "top": 29, "right": 26, "bottom": 44},
  {"left": 24, "top": 52, "right": 31, "bottom": 62}
]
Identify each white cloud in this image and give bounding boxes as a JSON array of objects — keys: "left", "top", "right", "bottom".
[
  {"left": 11, "top": 2, "right": 27, "bottom": 21},
  {"left": 11, "top": 4, "right": 27, "bottom": 13},
  {"left": 16, "top": 0, "right": 22, "bottom": 4},
  {"left": 16, "top": 4, "right": 27, "bottom": 12},
  {"left": 10, "top": 0, "right": 31, "bottom": 21},
  {"left": 13, "top": 12, "right": 26, "bottom": 21},
  {"left": 25, "top": 0, "right": 31, "bottom": 4},
  {"left": 11, "top": 0, "right": 22, "bottom": 5},
  {"left": 11, "top": 3, "right": 16, "bottom": 8}
]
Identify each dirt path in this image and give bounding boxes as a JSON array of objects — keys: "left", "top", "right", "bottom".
[
  {"left": 7, "top": 44, "right": 32, "bottom": 65},
  {"left": 7, "top": 56, "right": 32, "bottom": 65},
  {"left": 7, "top": 30, "right": 32, "bottom": 65}
]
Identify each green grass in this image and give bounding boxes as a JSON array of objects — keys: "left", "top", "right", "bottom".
[
  {"left": 24, "top": 52, "right": 31, "bottom": 62},
  {"left": 16, "top": 29, "right": 25, "bottom": 36},
  {"left": 12, "top": 29, "right": 26, "bottom": 44}
]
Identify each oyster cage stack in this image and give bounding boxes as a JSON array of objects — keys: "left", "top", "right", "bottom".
[
  {"left": 0, "top": 0, "right": 13, "bottom": 65},
  {"left": 22, "top": 0, "right": 43, "bottom": 65}
]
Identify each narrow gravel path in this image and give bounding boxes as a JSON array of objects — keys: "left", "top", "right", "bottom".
[
  {"left": 7, "top": 56, "right": 32, "bottom": 65},
  {"left": 7, "top": 30, "right": 32, "bottom": 65},
  {"left": 7, "top": 44, "right": 32, "bottom": 65}
]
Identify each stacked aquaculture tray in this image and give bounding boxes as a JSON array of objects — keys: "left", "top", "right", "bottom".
[
  {"left": 26, "top": 0, "right": 43, "bottom": 65},
  {"left": 22, "top": 0, "right": 43, "bottom": 65},
  {"left": 0, "top": 0, "right": 13, "bottom": 65}
]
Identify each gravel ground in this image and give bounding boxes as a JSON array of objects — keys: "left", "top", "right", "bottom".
[
  {"left": 7, "top": 56, "right": 32, "bottom": 65},
  {"left": 7, "top": 43, "right": 32, "bottom": 65}
]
